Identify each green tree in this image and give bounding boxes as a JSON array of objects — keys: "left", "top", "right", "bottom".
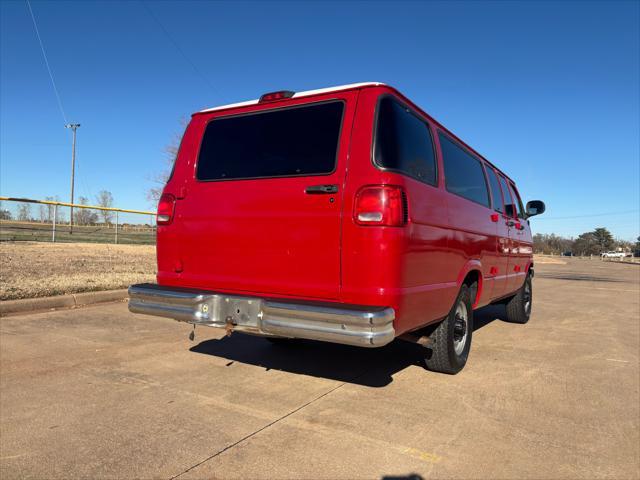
[
  {"left": 572, "top": 228, "right": 615, "bottom": 255},
  {"left": 592, "top": 227, "right": 614, "bottom": 252},
  {"left": 573, "top": 231, "right": 599, "bottom": 256}
]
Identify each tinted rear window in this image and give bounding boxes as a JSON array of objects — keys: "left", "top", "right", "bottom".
[
  {"left": 196, "top": 101, "right": 344, "bottom": 181},
  {"left": 439, "top": 133, "right": 490, "bottom": 207},
  {"left": 374, "top": 96, "right": 437, "bottom": 185}
]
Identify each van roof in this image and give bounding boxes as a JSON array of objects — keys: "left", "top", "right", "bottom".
[
  {"left": 196, "top": 82, "right": 515, "bottom": 184},
  {"left": 198, "top": 82, "right": 386, "bottom": 113}
]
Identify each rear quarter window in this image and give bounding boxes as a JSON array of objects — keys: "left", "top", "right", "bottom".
[
  {"left": 438, "top": 133, "right": 490, "bottom": 207},
  {"left": 498, "top": 175, "right": 517, "bottom": 217},
  {"left": 196, "top": 101, "right": 344, "bottom": 181},
  {"left": 374, "top": 96, "right": 437, "bottom": 186},
  {"left": 485, "top": 166, "right": 504, "bottom": 213},
  {"left": 509, "top": 182, "right": 526, "bottom": 219}
]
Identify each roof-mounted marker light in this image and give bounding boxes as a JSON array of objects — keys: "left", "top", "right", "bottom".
[{"left": 259, "top": 90, "right": 295, "bottom": 103}]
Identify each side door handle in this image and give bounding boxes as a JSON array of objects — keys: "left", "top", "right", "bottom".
[
  {"left": 305, "top": 184, "right": 338, "bottom": 194},
  {"left": 505, "top": 219, "right": 515, "bottom": 227}
]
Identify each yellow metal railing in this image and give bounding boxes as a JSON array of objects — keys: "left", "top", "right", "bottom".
[
  {"left": 0, "top": 196, "right": 155, "bottom": 244},
  {"left": 0, "top": 196, "right": 154, "bottom": 215}
]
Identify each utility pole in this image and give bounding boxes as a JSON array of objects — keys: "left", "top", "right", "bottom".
[{"left": 65, "top": 123, "right": 80, "bottom": 233}]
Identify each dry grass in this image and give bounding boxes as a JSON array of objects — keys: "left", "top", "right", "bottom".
[
  {"left": 533, "top": 255, "right": 567, "bottom": 265},
  {"left": 0, "top": 242, "right": 156, "bottom": 300}
]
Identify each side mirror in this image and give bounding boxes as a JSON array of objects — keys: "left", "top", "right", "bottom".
[{"left": 526, "top": 200, "right": 545, "bottom": 217}]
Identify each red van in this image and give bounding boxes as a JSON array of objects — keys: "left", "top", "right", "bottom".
[{"left": 129, "top": 82, "right": 545, "bottom": 374}]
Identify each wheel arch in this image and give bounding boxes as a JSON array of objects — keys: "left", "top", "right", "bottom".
[
  {"left": 526, "top": 259, "right": 534, "bottom": 277},
  {"left": 456, "top": 260, "right": 484, "bottom": 309}
]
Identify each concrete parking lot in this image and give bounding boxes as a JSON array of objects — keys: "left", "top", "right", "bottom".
[{"left": 1, "top": 258, "right": 638, "bottom": 479}]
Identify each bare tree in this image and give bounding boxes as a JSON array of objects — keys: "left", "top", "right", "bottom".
[
  {"left": 533, "top": 233, "right": 573, "bottom": 255},
  {"left": 0, "top": 201, "right": 12, "bottom": 221},
  {"left": 74, "top": 197, "right": 98, "bottom": 225},
  {"left": 96, "top": 190, "right": 114, "bottom": 224},
  {"left": 39, "top": 204, "right": 47, "bottom": 223},
  {"left": 147, "top": 120, "right": 187, "bottom": 207},
  {"left": 17, "top": 203, "right": 32, "bottom": 221},
  {"left": 46, "top": 196, "right": 57, "bottom": 222},
  {"left": 38, "top": 196, "right": 57, "bottom": 223}
]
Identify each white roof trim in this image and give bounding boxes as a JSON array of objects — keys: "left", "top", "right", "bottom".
[{"left": 199, "top": 82, "right": 386, "bottom": 113}]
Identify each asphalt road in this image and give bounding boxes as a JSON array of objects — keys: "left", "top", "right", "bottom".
[{"left": 1, "top": 258, "right": 638, "bottom": 479}]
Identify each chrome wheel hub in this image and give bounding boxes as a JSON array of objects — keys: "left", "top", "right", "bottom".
[
  {"left": 453, "top": 301, "right": 468, "bottom": 356},
  {"left": 524, "top": 280, "right": 532, "bottom": 315}
]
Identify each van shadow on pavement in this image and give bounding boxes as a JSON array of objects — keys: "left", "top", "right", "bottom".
[{"left": 190, "top": 304, "right": 505, "bottom": 387}]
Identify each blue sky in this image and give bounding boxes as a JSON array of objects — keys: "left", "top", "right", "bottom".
[{"left": 1, "top": 0, "right": 638, "bottom": 239}]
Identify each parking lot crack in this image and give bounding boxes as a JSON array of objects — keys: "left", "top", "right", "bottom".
[{"left": 169, "top": 373, "right": 364, "bottom": 479}]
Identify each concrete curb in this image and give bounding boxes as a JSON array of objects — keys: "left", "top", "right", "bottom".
[
  {"left": 0, "top": 289, "right": 128, "bottom": 316},
  {"left": 602, "top": 260, "right": 640, "bottom": 266}
]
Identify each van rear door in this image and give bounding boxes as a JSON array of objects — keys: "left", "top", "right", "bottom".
[{"left": 164, "top": 92, "right": 357, "bottom": 300}]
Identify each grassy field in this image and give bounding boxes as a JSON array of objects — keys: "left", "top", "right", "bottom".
[
  {"left": 1, "top": 244, "right": 633, "bottom": 302},
  {"left": 0, "top": 242, "right": 156, "bottom": 300},
  {"left": 0, "top": 220, "right": 155, "bottom": 245}
]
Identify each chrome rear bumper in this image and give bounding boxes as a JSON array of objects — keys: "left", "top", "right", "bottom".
[{"left": 128, "top": 283, "right": 395, "bottom": 348}]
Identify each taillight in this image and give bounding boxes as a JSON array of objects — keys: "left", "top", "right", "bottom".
[
  {"left": 354, "top": 185, "right": 407, "bottom": 226},
  {"left": 157, "top": 193, "right": 175, "bottom": 225}
]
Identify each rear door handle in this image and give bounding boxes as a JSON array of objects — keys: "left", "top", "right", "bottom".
[{"left": 305, "top": 184, "right": 338, "bottom": 194}]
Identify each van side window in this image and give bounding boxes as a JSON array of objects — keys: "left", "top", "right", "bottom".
[
  {"left": 374, "top": 96, "right": 437, "bottom": 186},
  {"left": 485, "top": 167, "right": 504, "bottom": 213},
  {"left": 438, "top": 133, "right": 490, "bottom": 207},
  {"left": 498, "top": 175, "right": 516, "bottom": 217},
  {"left": 509, "top": 182, "right": 526, "bottom": 219}
]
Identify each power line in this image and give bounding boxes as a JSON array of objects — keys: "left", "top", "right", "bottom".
[
  {"left": 535, "top": 209, "right": 639, "bottom": 220},
  {"left": 25, "top": 0, "right": 68, "bottom": 124},
  {"left": 139, "top": 1, "right": 220, "bottom": 98}
]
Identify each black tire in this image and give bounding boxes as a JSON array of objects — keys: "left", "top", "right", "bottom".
[
  {"left": 425, "top": 284, "right": 474, "bottom": 375},
  {"left": 505, "top": 274, "right": 532, "bottom": 324},
  {"left": 266, "top": 337, "right": 295, "bottom": 346}
]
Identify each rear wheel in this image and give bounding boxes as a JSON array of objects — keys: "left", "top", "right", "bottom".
[
  {"left": 425, "top": 284, "right": 474, "bottom": 375},
  {"left": 505, "top": 273, "right": 532, "bottom": 324}
]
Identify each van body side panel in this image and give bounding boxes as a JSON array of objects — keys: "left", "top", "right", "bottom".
[
  {"left": 339, "top": 88, "right": 402, "bottom": 311},
  {"left": 392, "top": 113, "right": 457, "bottom": 333},
  {"left": 341, "top": 88, "right": 458, "bottom": 336},
  {"left": 443, "top": 192, "right": 497, "bottom": 307},
  {"left": 157, "top": 91, "right": 358, "bottom": 300},
  {"left": 398, "top": 176, "right": 457, "bottom": 332},
  {"left": 431, "top": 128, "right": 498, "bottom": 309},
  {"left": 157, "top": 120, "right": 200, "bottom": 282}
]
